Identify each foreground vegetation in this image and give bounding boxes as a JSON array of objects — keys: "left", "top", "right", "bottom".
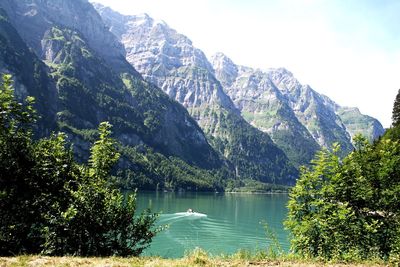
[
  {"left": 0, "top": 249, "right": 387, "bottom": 267},
  {"left": 0, "top": 74, "right": 160, "bottom": 256}
]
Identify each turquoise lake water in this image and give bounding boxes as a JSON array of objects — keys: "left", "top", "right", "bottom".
[{"left": 136, "top": 192, "right": 290, "bottom": 258}]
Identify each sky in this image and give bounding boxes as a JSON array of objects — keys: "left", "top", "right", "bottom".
[{"left": 91, "top": 0, "right": 400, "bottom": 128}]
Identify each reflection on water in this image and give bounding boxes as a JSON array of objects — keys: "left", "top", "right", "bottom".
[{"left": 136, "top": 192, "right": 289, "bottom": 258}]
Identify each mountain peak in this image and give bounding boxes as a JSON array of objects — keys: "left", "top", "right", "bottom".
[
  {"left": 211, "top": 52, "right": 236, "bottom": 70},
  {"left": 269, "top": 67, "right": 294, "bottom": 77},
  {"left": 210, "top": 53, "right": 238, "bottom": 87},
  {"left": 125, "top": 13, "right": 168, "bottom": 29},
  {"left": 95, "top": 5, "right": 216, "bottom": 76},
  {"left": 1, "top": 0, "right": 135, "bottom": 73},
  {"left": 211, "top": 52, "right": 234, "bottom": 64}
]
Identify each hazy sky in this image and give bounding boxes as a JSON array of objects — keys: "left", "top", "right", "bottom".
[{"left": 91, "top": 0, "right": 400, "bottom": 127}]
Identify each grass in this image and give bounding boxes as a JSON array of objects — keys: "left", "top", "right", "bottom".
[{"left": 0, "top": 249, "right": 387, "bottom": 267}]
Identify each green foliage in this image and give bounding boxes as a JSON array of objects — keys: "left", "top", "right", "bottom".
[
  {"left": 263, "top": 222, "right": 284, "bottom": 258},
  {"left": 393, "top": 89, "right": 400, "bottom": 127},
  {"left": 89, "top": 121, "right": 120, "bottom": 178},
  {"left": 384, "top": 125, "right": 400, "bottom": 141},
  {"left": 241, "top": 104, "right": 321, "bottom": 168},
  {"left": 286, "top": 135, "right": 400, "bottom": 261},
  {"left": 0, "top": 74, "right": 36, "bottom": 133},
  {"left": 200, "top": 106, "right": 297, "bottom": 185},
  {"left": 0, "top": 75, "right": 160, "bottom": 256},
  {"left": 0, "top": 74, "right": 42, "bottom": 254},
  {"left": 225, "top": 179, "right": 289, "bottom": 193},
  {"left": 116, "top": 145, "right": 226, "bottom": 192},
  {"left": 271, "top": 127, "right": 320, "bottom": 169}
]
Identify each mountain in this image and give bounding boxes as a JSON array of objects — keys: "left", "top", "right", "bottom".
[
  {"left": 95, "top": 4, "right": 297, "bottom": 185},
  {"left": 211, "top": 53, "right": 321, "bottom": 167},
  {"left": 320, "top": 97, "right": 385, "bottom": 143},
  {"left": 264, "top": 68, "right": 384, "bottom": 148},
  {"left": 95, "top": 4, "right": 384, "bottom": 170},
  {"left": 0, "top": 7, "right": 57, "bottom": 137},
  {"left": 337, "top": 107, "right": 385, "bottom": 142},
  {"left": 213, "top": 54, "right": 384, "bottom": 156},
  {"left": 0, "top": 0, "right": 132, "bottom": 74},
  {"left": 0, "top": 0, "right": 226, "bottom": 191}
]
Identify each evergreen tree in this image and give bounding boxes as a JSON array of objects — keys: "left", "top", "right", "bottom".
[{"left": 393, "top": 89, "right": 400, "bottom": 126}]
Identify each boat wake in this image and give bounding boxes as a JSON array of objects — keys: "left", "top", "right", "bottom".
[
  {"left": 174, "top": 212, "right": 207, "bottom": 217},
  {"left": 157, "top": 212, "right": 207, "bottom": 224}
]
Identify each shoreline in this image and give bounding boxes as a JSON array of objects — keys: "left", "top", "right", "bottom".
[{"left": 136, "top": 189, "right": 290, "bottom": 195}]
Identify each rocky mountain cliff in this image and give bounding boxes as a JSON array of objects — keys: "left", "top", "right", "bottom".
[
  {"left": 0, "top": 0, "right": 132, "bottom": 73},
  {"left": 95, "top": 4, "right": 298, "bottom": 184},
  {"left": 320, "top": 96, "right": 385, "bottom": 142},
  {"left": 213, "top": 54, "right": 384, "bottom": 156},
  {"left": 212, "top": 53, "right": 321, "bottom": 166},
  {"left": 0, "top": 0, "right": 227, "bottom": 191},
  {"left": 95, "top": 4, "right": 384, "bottom": 169}
]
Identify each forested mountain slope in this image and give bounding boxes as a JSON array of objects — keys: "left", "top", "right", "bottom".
[{"left": 0, "top": 0, "right": 226, "bottom": 191}]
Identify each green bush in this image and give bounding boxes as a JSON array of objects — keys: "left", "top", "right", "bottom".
[{"left": 285, "top": 135, "right": 400, "bottom": 261}]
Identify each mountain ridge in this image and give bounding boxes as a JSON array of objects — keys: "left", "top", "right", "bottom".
[
  {"left": 95, "top": 4, "right": 384, "bottom": 170},
  {"left": 212, "top": 52, "right": 384, "bottom": 150}
]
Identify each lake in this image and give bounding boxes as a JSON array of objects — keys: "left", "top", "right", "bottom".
[{"left": 136, "top": 191, "right": 290, "bottom": 258}]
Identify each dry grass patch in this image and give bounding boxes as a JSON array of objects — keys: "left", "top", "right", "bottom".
[{"left": 0, "top": 252, "right": 387, "bottom": 267}]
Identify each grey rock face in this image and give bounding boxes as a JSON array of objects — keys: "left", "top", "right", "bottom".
[
  {"left": 269, "top": 68, "right": 385, "bottom": 146},
  {"left": 267, "top": 67, "right": 354, "bottom": 153},
  {"left": 212, "top": 52, "right": 384, "bottom": 157},
  {"left": 336, "top": 107, "right": 385, "bottom": 142},
  {"left": 0, "top": 8, "right": 58, "bottom": 136},
  {"left": 96, "top": 4, "right": 234, "bottom": 110},
  {"left": 212, "top": 53, "right": 321, "bottom": 166}
]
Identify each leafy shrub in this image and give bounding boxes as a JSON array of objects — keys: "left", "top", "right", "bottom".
[{"left": 285, "top": 136, "right": 400, "bottom": 261}]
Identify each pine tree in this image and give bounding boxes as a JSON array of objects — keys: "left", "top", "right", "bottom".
[{"left": 392, "top": 89, "right": 400, "bottom": 126}]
